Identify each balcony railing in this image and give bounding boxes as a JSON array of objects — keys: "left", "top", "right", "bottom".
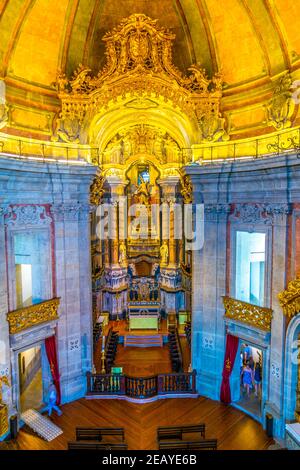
[
  {"left": 223, "top": 296, "right": 273, "bottom": 332},
  {"left": 7, "top": 298, "right": 60, "bottom": 334},
  {"left": 86, "top": 370, "right": 197, "bottom": 399},
  {"left": 1, "top": 125, "right": 300, "bottom": 166}
]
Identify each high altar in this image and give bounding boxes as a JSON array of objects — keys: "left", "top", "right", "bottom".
[{"left": 59, "top": 13, "right": 214, "bottom": 323}]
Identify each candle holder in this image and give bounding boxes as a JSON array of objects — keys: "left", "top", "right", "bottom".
[{"left": 101, "top": 349, "right": 106, "bottom": 374}]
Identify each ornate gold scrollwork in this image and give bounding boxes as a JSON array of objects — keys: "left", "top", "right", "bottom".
[
  {"left": 223, "top": 296, "right": 273, "bottom": 332},
  {"left": 179, "top": 171, "right": 193, "bottom": 203},
  {"left": 7, "top": 298, "right": 60, "bottom": 334},
  {"left": 90, "top": 174, "right": 105, "bottom": 206},
  {"left": 53, "top": 14, "right": 227, "bottom": 145},
  {"left": 266, "top": 72, "right": 295, "bottom": 130},
  {"left": 278, "top": 276, "right": 300, "bottom": 318}
]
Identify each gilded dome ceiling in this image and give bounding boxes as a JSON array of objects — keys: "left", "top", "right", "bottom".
[{"left": 0, "top": 0, "right": 300, "bottom": 142}]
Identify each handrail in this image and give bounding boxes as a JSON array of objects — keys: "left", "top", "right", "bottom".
[
  {"left": 86, "top": 370, "right": 197, "bottom": 398},
  {"left": 1, "top": 125, "right": 300, "bottom": 165}
]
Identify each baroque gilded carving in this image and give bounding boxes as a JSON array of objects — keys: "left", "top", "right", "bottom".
[
  {"left": 103, "top": 124, "right": 181, "bottom": 165},
  {"left": 7, "top": 298, "right": 60, "bottom": 334},
  {"left": 278, "top": 276, "right": 300, "bottom": 318},
  {"left": 0, "top": 79, "right": 9, "bottom": 131},
  {"left": 53, "top": 14, "right": 227, "bottom": 144},
  {"left": 179, "top": 172, "right": 193, "bottom": 204},
  {"left": 90, "top": 174, "right": 105, "bottom": 206},
  {"left": 223, "top": 296, "right": 273, "bottom": 332},
  {"left": 51, "top": 114, "right": 80, "bottom": 143},
  {"left": 266, "top": 72, "right": 295, "bottom": 130}
]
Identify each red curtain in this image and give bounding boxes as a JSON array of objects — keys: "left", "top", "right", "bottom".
[
  {"left": 220, "top": 333, "right": 239, "bottom": 404},
  {"left": 45, "top": 336, "right": 61, "bottom": 405}
]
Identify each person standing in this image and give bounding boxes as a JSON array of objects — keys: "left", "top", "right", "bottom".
[
  {"left": 254, "top": 362, "right": 262, "bottom": 398},
  {"left": 242, "top": 362, "right": 254, "bottom": 398}
]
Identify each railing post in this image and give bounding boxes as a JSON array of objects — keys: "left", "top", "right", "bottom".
[
  {"left": 192, "top": 370, "right": 196, "bottom": 393},
  {"left": 119, "top": 375, "right": 126, "bottom": 395},
  {"left": 86, "top": 371, "right": 92, "bottom": 394},
  {"left": 157, "top": 375, "right": 164, "bottom": 394}
]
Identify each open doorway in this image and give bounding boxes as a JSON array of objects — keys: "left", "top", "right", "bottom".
[
  {"left": 237, "top": 343, "right": 263, "bottom": 418},
  {"left": 19, "top": 345, "right": 43, "bottom": 413}
]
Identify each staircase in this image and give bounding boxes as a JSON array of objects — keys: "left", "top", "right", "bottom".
[
  {"left": 124, "top": 334, "right": 163, "bottom": 348},
  {"left": 21, "top": 409, "right": 63, "bottom": 442}
]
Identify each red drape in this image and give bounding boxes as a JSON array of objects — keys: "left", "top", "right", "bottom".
[
  {"left": 45, "top": 336, "right": 61, "bottom": 405},
  {"left": 220, "top": 333, "right": 239, "bottom": 404}
]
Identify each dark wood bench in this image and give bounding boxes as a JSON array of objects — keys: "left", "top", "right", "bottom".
[
  {"left": 76, "top": 427, "right": 125, "bottom": 442},
  {"left": 159, "top": 439, "right": 217, "bottom": 451},
  {"left": 157, "top": 424, "right": 206, "bottom": 441},
  {"left": 68, "top": 441, "right": 128, "bottom": 451}
]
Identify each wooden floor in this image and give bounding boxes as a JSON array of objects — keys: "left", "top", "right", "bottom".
[
  {"left": 4, "top": 397, "right": 273, "bottom": 450},
  {"left": 94, "top": 321, "right": 191, "bottom": 374}
]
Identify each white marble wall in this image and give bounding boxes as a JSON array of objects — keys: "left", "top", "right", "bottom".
[
  {"left": 185, "top": 153, "right": 300, "bottom": 439},
  {"left": 0, "top": 157, "right": 98, "bottom": 414}
]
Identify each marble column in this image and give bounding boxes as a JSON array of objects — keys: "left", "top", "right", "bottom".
[
  {"left": 0, "top": 206, "right": 12, "bottom": 418},
  {"left": 265, "top": 205, "right": 290, "bottom": 436},
  {"left": 51, "top": 203, "right": 92, "bottom": 403},
  {"left": 159, "top": 176, "right": 180, "bottom": 269},
  {"left": 191, "top": 200, "right": 230, "bottom": 398}
]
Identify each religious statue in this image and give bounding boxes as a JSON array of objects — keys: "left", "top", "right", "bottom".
[
  {"left": 180, "top": 174, "right": 193, "bottom": 204},
  {"left": 52, "top": 114, "right": 80, "bottom": 143},
  {"left": 134, "top": 176, "right": 151, "bottom": 205},
  {"left": 119, "top": 241, "right": 127, "bottom": 266},
  {"left": 160, "top": 241, "right": 169, "bottom": 266}
]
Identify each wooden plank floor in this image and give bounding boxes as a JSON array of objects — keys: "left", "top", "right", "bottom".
[
  {"left": 94, "top": 321, "right": 191, "bottom": 374},
  {"left": 8, "top": 397, "right": 273, "bottom": 450}
]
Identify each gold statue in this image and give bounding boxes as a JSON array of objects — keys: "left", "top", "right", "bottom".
[
  {"left": 134, "top": 176, "right": 151, "bottom": 205},
  {"left": 119, "top": 241, "right": 127, "bottom": 266},
  {"left": 160, "top": 241, "right": 169, "bottom": 265},
  {"left": 180, "top": 173, "right": 193, "bottom": 204}
]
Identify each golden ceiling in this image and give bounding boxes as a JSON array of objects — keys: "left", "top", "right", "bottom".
[{"left": 0, "top": 0, "right": 300, "bottom": 141}]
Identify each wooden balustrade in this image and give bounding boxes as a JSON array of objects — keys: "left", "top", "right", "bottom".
[{"left": 87, "top": 370, "right": 197, "bottom": 398}]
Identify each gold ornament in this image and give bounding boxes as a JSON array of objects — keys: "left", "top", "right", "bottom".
[
  {"left": 7, "top": 298, "right": 60, "bottom": 334},
  {"left": 223, "top": 296, "right": 273, "bottom": 332},
  {"left": 180, "top": 172, "right": 193, "bottom": 203},
  {"left": 53, "top": 14, "right": 227, "bottom": 145},
  {"left": 90, "top": 174, "right": 105, "bottom": 206},
  {"left": 278, "top": 275, "right": 300, "bottom": 318},
  {"left": 266, "top": 72, "right": 295, "bottom": 130}
]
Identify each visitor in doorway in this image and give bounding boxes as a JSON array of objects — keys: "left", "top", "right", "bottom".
[
  {"left": 248, "top": 356, "right": 255, "bottom": 371},
  {"left": 243, "top": 344, "right": 252, "bottom": 362},
  {"left": 242, "top": 362, "right": 254, "bottom": 398},
  {"left": 254, "top": 362, "right": 262, "bottom": 398},
  {"left": 41, "top": 382, "right": 62, "bottom": 417},
  {"left": 240, "top": 353, "right": 244, "bottom": 385}
]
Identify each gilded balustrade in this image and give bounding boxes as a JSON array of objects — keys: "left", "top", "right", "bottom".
[
  {"left": 7, "top": 298, "right": 60, "bottom": 334},
  {"left": 223, "top": 296, "right": 273, "bottom": 332},
  {"left": 1, "top": 126, "right": 300, "bottom": 166}
]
